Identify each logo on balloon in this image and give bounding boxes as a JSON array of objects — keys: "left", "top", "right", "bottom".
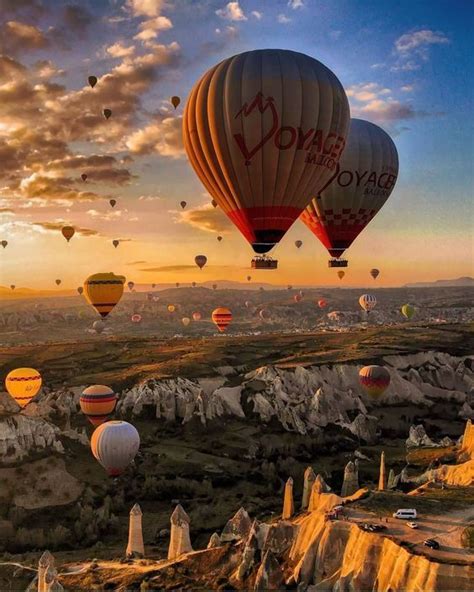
[{"left": 233, "top": 92, "right": 345, "bottom": 170}]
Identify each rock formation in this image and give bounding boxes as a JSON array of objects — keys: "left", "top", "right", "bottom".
[
  {"left": 221, "top": 507, "right": 252, "bottom": 543},
  {"left": 387, "top": 469, "right": 396, "bottom": 490},
  {"left": 37, "top": 551, "right": 54, "bottom": 592},
  {"left": 254, "top": 550, "right": 283, "bottom": 591},
  {"left": 0, "top": 416, "right": 64, "bottom": 464},
  {"left": 301, "top": 467, "right": 316, "bottom": 510},
  {"left": 461, "top": 419, "right": 474, "bottom": 458},
  {"left": 207, "top": 532, "right": 221, "bottom": 548},
  {"left": 378, "top": 451, "right": 386, "bottom": 491},
  {"left": 282, "top": 477, "right": 294, "bottom": 519},
  {"left": 168, "top": 504, "right": 192, "bottom": 560},
  {"left": 341, "top": 460, "right": 359, "bottom": 497},
  {"left": 406, "top": 424, "right": 438, "bottom": 449},
  {"left": 126, "top": 503, "right": 144, "bottom": 558}
]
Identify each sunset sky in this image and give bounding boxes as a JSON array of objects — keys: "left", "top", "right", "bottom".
[{"left": 0, "top": 0, "right": 472, "bottom": 290}]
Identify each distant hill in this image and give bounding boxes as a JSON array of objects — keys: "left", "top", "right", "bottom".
[{"left": 404, "top": 277, "right": 474, "bottom": 288}]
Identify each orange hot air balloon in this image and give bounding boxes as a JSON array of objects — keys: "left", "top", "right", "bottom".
[
  {"left": 62, "top": 226, "right": 75, "bottom": 242},
  {"left": 81, "top": 173, "right": 87, "bottom": 182},
  {"left": 212, "top": 284, "right": 217, "bottom": 290},
  {"left": 359, "top": 365, "right": 390, "bottom": 399},
  {"left": 370, "top": 268, "right": 380, "bottom": 280},
  {"left": 337, "top": 271, "right": 345, "bottom": 280},
  {"left": 247, "top": 275, "right": 251, "bottom": 282},
  {"left": 195, "top": 255, "right": 207, "bottom": 269},
  {"left": 5, "top": 367, "right": 42, "bottom": 408},
  {"left": 103, "top": 108, "right": 112, "bottom": 119},
  {"left": 171, "top": 96, "right": 181, "bottom": 109},
  {"left": 88, "top": 76, "right": 98, "bottom": 88},
  {"left": 294, "top": 294, "right": 302, "bottom": 303},
  {"left": 91, "top": 420, "right": 140, "bottom": 476},
  {"left": 110, "top": 199, "right": 117, "bottom": 208},
  {"left": 113, "top": 240, "right": 119, "bottom": 248},
  {"left": 55, "top": 279, "right": 61, "bottom": 286},
  {"left": 192, "top": 311, "right": 201, "bottom": 321},
  {"left": 77, "top": 286, "right": 84, "bottom": 295},
  {"left": 212, "top": 307, "right": 232, "bottom": 332},
  {"left": 167, "top": 304, "right": 176, "bottom": 313},
  {"left": 1, "top": 240, "right": 7, "bottom": 248},
  {"left": 183, "top": 49, "right": 350, "bottom": 258},
  {"left": 83, "top": 272, "right": 125, "bottom": 318},
  {"left": 80, "top": 385, "right": 117, "bottom": 427},
  {"left": 318, "top": 299, "right": 327, "bottom": 308}
]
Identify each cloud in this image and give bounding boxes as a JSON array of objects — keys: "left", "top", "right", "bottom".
[
  {"left": 134, "top": 15, "right": 173, "bottom": 41},
  {"left": 277, "top": 14, "right": 291, "bottom": 24},
  {"left": 216, "top": 2, "right": 247, "bottom": 21},
  {"left": 127, "top": 260, "right": 147, "bottom": 265},
  {"left": 139, "top": 264, "right": 198, "bottom": 272},
  {"left": 401, "top": 84, "right": 414, "bottom": 92},
  {"left": 0, "top": 208, "right": 15, "bottom": 216},
  {"left": 19, "top": 173, "right": 103, "bottom": 203},
  {"left": 138, "top": 194, "right": 162, "bottom": 201},
  {"left": 178, "top": 204, "right": 233, "bottom": 234},
  {"left": 126, "top": 116, "right": 183, "bottom": 157},
  {"left": 106, "top": 42, "right": 136, "bottom": 58},
  {"left": 370, "top": 63, "right": 386, "bottom": 70},
  {"left": 126, "top": 0, "right": 165, "bottom": 17},
  {"left": 395, "top": 29, "right": 449, "bottom": 55},
  {"left": 31, "top": 221, "right": 98, "bottom": 236},
  {"left": 87, "top": 209, "right": 123, "bottom": 221},
  {"left": 33, "top": 59, "right": 65, "bottom": 79},
  {"left": 251, "top": 11, "right": 263, "bottom": 19},
  {"left": 288, "top": 0, "right": 304, "bottom": 8},
  {"left": 390, "top": 60, "right": 420, "bottom": 72},
  {"left": 346, "top": 82, "right": 391, "bottom": 102},
  {"left": 0, "top": 20, "right": 49, "bottom": 54}
]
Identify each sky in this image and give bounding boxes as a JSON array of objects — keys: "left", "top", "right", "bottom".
[{"left": 0, "top": 0, "right": 472, "bottom": 290}]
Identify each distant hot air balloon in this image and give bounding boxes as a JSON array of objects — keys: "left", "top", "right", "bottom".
[
  {"left": 131, "top": 313, "right": 142, "bottom": 323},
  {"left": 153, "top": 296, "right": 160, "bottom": 302},
  {"left": 83, "top": 272, "right": 125, "bottom": 318},
  {"left": 171, "top": 96, "right": 180, "bottom": 109},
  {"left": 259, "top": 309, "right": 270, "bottom": 320},
  {"left": 167, "top": 304, "right": 176, "bottom": 313},
  {"left": 183, "top": 49, "right": 350, "bottom": 262},
  {"left": 5, "top": 368, "right": 42, "bottom": 408},
  {"left": 337, "top": 271, "right": 345, "bottom": 280},
  {"left": 128, "top": 281, "right": 134, "bottom": 291},
  {"left": 151, "top": 283, "right": 156, "bottom": 288},
  {"left": 195, "top": 255, "right": 207, "bottom": 269},
  {"left": 359, "top": 294, "right": 377, "bottom": 312},
  {"left": 1, "top": 240, "right": 7, "bottom": 248},
  {"left": 91, "top": 420, "right": 140, "bottom": 476},
  {"left": 212, "top": 307, "right": 232, "bottom": 332},
  {"left": 401, "top": 304, "right": 415, "bottom": 320},
  {"left": 370, "top": 268, "right": 380, "bottom": 280},
  {"left": 92, "top": 319, "right": 106, "bottom": 334},
  {"left": 247, "top": 276, "right": 251, "bottom": 282},
  {"left": 294, "top": 294, "right": 302, "bottom": 303},
  {"left": 81, "top": 173, "right": 87, "bottom": 182},
  {"left": 175, "top": 282, "right": 180, "bottom": 288},
  {"left": 180, "top": 201, "right": 187, "bottom": 209},
  {"left": 113, "top": 240, "right": 119, "bottom": 248},
  {"left": 192, "top": 312, "right": 201, "bottom": 321},
  {"left": 318, "top": 299, "right": 327, "bottom": 308},
  {"left": 217, "top": 235, "right": 223, "bottom": 242},
  {"left": 10, "top": 285, "right": 15, "bottom": 290},
  {"left": 88, "top": 76, "right": 98, "bottom": 88},
  {"left": 301, "top": 119, "right": 398, "bottom": 265},
  {"left": 62, "top": 226, "right": 75, "bottom": 242},
  {"left": 327, "top": 310, "right": 344, "bottom": 322},
  {"left": 359, "top": 365, "right": 390, "bottom": 399},
  {"left": 109, "top": 199, "right": 116, "bottom": 208},
  {"left": 103, "top": 108, "right": 112, "bottom": 119},
  {"left": 212, "top": 284, "right": 217, "bottom": 290},
  {"left": 245, "top": 301, "right": 251, "bottom": 308},
  {"left": 299, "top": 290, "right": 304, "bottom": 298},
  {"left": 77, "top": 286, "right": 84, "bottom": 295},
  {"left": 80, "top": 385, "right": 117, "bottom": 427},
  {"left": 211, "top": 199, "right": 217, "bottom": 208},
  {"left": 192, "top": 281, "right": 196, "bottom": 287},
  {"left": 55, "top": 279, "right": 61, "bottom": 286},
  {"left": 295, "top": 240, "right": 303, "bottom": 249},
  {"left": 182, "top": 317, "right": 191, "bottom": 326}
]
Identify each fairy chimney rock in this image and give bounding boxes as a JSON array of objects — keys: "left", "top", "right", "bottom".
[
  {"left": 38, "top": 551, "right": 54, "bottom": 592},
  {"left": 282, "top": 477, "right": 294, "bottom": 519},
  {"left": 207, "top": 532, "right": 221, "bottom": 548},
  {"left": 378, "top": 451, "right": 387, "bottom": 491},
  {"left": 254, "top": 550, "right": 284, "bottom": 591},
  {"left": 168, "top": 504, "right": 193, "bottom": 560},
  {"left": 301, "top": 467, "right": 316, "bottom": 510},
  {"left": 126, "top": 503, "right": 145, "bottom": 558},
  {"left": 341, "top": 460, "right": 359, "bottom": 497},
  {"left": 221, "top": 507, "right": 252, "bottom": 543}
]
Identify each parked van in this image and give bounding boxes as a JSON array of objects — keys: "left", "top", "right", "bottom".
[{"left": 393, "top": 509, "right": 417, "bottom": 519}]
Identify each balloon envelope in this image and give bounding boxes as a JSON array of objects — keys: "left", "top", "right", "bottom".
[
  {"left": 5, "top": 367, "right": 42, "bottom": 408},
  {"left": 294, "top": 294, "right": 302, "bottom": 303},
  {"left": 359, "top": 365, "right": 390, "bottom": 399},
  {"left": 80, "top": 385, "right": 117, "bottom": 427},
  {"left": 103, "top": 109, "right": 112, "bottom": 119},
  {"left": 77, "top": 286, "right": 83, "bottom": 295},
  {"left": 55, "top": 279, "right": 61, "bottom": 286},
  {"left": 180, "top": 201, "right": 187, "bottom": 209},
  {"left": 192, "top": 312, "right": 201, "bottom": 321},
  {"left": 195, "top": 255, "right": 207, "bottom": 269},
  {"left": 91, "top": 420, "right": 140, "bottom": 476},
  {"left": 131, "top": 314, "right": 142, "bottom": 323},
  {"left": 182, "top": 317, "right": 191, "bottom": 326},
  {"left": 113, "top": 240, "right": 119, "bottom": 248},
  {"left": 183, "top": 49, "right": 350, "bottom": 254},
  {"left": 1, "top": 240, "right": 7, "bottom": 248},
  {"left": 302, "top": 118, "right": 399, "bottom": 259},
  {"left": 295, "top": 240, "right": 303, "bottom": 249},
  {"left": 171, "top": 96, "right": 180, "bottom": 109},
  {"left": 167, "top": 304, "right": 175, "bottom": 313},
  {"left": 337, "top": 271, "right": 345, "bottom": 280},
  {"left": 81, "top": 173, "right": 87, "bottom": 182},
  {"left": 88, "top": 76, "right": 97, "bottom": 88},
  {"left": 318, "top": 299, "right": 327, "bottom": 308},
  {"left": 212, "top": 307, "right": 232, "bottom": 332},
  {"left": 62, "top": 226, "right": 75, "bottom": 242},
  {"left": 401, "top": 303, "right": 415, "bottom": 320},
  {"left": 83, "top": 272, "right": 125, "bottom": 318},
  {"left": 370, "top": 268, "right": 380, "bottom": 280},
  {"left": 110, "top": 199, "right": 116, "bottom": 208},
  {"left": 128, "top": 281, "right": 134, "bottom": 291},
  {"left": 359, "top": 294, "right": 377, "bottom": 312}
]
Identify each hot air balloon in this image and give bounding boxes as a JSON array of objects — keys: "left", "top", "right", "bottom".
[
  {"left": 182, "top": 317, "right": 191, "bottom": 326},
  {"left": 62, "top": 226, "right": 75, "bottom": 242},
  {"left": 299, "top": 290, "right": 304, "bottom": 298},
  {"left": 1, "top": 240, "right": 7, "bottom": 248},
  {"left": 80, "top": 385, "right": 117, "bottom": 427},
  {"left": 171, "top": 96, "right": 180, "bottom": 109},
  {"left": 287, "top": 285, "right": 293, "bottom": 290},
  {"left": 131, "top": 313, "right": 142, "bottom": 323},
  {"left": 301, "top": 119, "right": 399, "bottom": 267},
  {"left": 110, "top": 199, "right": 117, "bottom": 208},
  {"left": 359, "top": 294, "right": 377, "bottom": 312},
  {"left": 55, "top": 279, "right": 61, "bottom": 286},
  {"left": 370, "top": 268, "right": 380, "bottom": 280},
  {"left": 180, "top": 201, "right": 187, "bottom": 209},
  {"left": 10, "top": 285, "right": 15, "bottom": 290},
  {"left": 153, "top": 296, "right": 160, "bottom": 302},
  {"left": 128, "top": 281, "right": 134, "bottom": 291},
  {"left": 92, "top": 319, "right": 106, "bottom": 334},
  {"left": 90, "top": 420, "right": 140, "bottom": 476},
  {"left": 212, "top": 284, "right": 217, "bottom": 290},
  {"left": 211, "top": 199, "right": 217, "bottom": 208},
  {"left": 183, "top": 49, "right": 350, "bottom": 267},
  {"left": 295, "top": 240, "right": 303, "bottom": 249},
  {"left": 151, "top": 283, "right": 156, "bottom": 288},
  {"left": 175, "top": 282, "right": 180, "bottom": 288},
  {"left": 327, "top": 310, "right": 344, "bottom": 322},
  {"left": 359, "top": 366, "right": 390, "bottom": 399},
  {"left": 192, "top": 312, "right": 201, "bottom": 321},
  {"left": 318, "top": 299, "right": 327, "bottom": 308},
  {"left": 167, "top": 304, "right": 176, "bottom": 313},
  {"left": 294, "top": 294, "right": 302, "bottom": 303},
  {"left": 83, "top": 272, "right": 125, "bottom": 318},
  {"left": 88, "top": 76, "right": 97, "bottom": 88},
  {"left": 113, "top": 240, "right": 119, "bottom": 248},
  {"left": 103, "top": 108, "right": 112, "bottom": 119},
  {"left": 337, "top": 271, "right": 345, "bottom": 280},
  {"left": 77, "top": 286, "right": 84, "bottom": 295},
  {"left": 212, "top": 307, "right": 232, "bottom": 332},
  {"left": 81, "top": 173, "right": 87, "bottom": 182},
  {"left": 5, "top": 368, "right": 42, "bottom": 408},
  {"left": 245, "top": 300, "right": 251, "bottom": 308},
  {"left": 217, "top": 235, "right": 223, "bottom": 242},
  {"left": 401, "top": 304, "right": 415, "bottom": 320},
  {"left": 247, "top": 276, "right": 251, "bottom": 282},
  {"left": 195, "top": 255, "right": 207, "bottom": 269},
  {"left": 259, "top": 309, "right": 270, "bottom": 320}
]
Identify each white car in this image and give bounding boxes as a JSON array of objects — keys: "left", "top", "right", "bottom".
[{"left": 407, "top": 522, "right": 418, "bottom": 529}]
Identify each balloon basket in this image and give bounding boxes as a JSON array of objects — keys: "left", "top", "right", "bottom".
[
  {"left": 251, "top": 257, "right": 278, "bottom": 270},
  {"left": 328, "top": 259, "right": 348, "bottom": 268}
]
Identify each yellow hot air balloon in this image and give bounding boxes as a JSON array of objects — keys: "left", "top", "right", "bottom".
[
  {"left": 171, "top": 96, "right": 180, "bottom": 109},
  {"left": 83, "top": 272, "right": 125, "bottom": 318},
  {"left": 401, "top": 304, "right": 415, "bottom": 320},
  {"left": 182, "top": 317, "right": 191, "bottom": 326},
  {"left": 359, "top": 366, "right": 390, "bottom": 399},
  {"left": 167, "top": 304, "right": 176, "bottom": 313},
  {"left": 5, "top": 368, "right": 42, "bottom": 408},
  {"left": 80, "top": 385, "right": 117, "bottom": 427}
]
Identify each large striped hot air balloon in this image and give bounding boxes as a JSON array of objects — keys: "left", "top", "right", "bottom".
[
  {"left": 359, "top": 366, "right": 390, "bottom": 399},
  {"left": 80, "top": 385, "right": 117, "bottom": 427},
  {"left": 301, "top": 119, "right": 398, "bottom": 266},
  {"left": 91, "top": 421, "right": 140, "bottom": 476},
  {"left": 401, "top": 304, "right": 415, "bottom": 320},
  {"left": 5, "top": 368, "right": 42, "bottom": 408},
  {"left": 183, "top": 49, "right": 350, "bottom": 262},
  {"left": 212, "top": 307, "right": 232, "bottom": 332},
  {"left": 83, "top": 272, "right": 125, "bottom": 318},
  {"left": 359, "top": 294, "right": 377, "bottom": 312}
]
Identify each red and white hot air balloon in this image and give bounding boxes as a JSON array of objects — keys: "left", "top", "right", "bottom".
[{"left": 183, "top": 49, "right": 350, "bottom": 265}]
